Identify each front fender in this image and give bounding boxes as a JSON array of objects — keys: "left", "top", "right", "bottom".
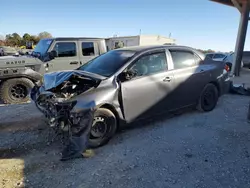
[
  {"left": 70, "top": 100, "right": 97, "bottom": 114},
  {"left": 69, "top": 83, "right": 121, "bottom": 116}
]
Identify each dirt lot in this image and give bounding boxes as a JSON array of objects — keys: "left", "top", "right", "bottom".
[{"left": 1, "top": 94, "right": 250, "bottom": 188}]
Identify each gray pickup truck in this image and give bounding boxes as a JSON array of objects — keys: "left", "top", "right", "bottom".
[{"left": 0, "top": 37, "right": 108, "bottom": 104}]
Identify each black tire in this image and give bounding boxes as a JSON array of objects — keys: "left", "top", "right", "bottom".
[
  {"left": 0, "top": 78, "right": 34, "bottom": 104},
  {"left": 88, "top": 108, "right": 117, "bottom": 148},
  {"left": 197, "top": 83, "right": 219, "bottom": 112}
]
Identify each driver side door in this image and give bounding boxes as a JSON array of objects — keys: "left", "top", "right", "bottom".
[
  {"left": 47, "top": 41, "right": 80, "bottom": 72},
  {"left": 120, "top": 50, "right": 175, "bottom": 123}
]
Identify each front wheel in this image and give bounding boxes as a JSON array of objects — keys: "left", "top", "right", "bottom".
[
  {"left": 88, "top": 108, "right": 117, "bottom": 148},
  {"left": 0, "top": 78, "right": 34, "bottom": 104},
  {"left": 197, "top": 83, "right": 219, "bottom": 112}
]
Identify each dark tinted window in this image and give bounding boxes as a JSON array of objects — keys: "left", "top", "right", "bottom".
[
  {"left": 214, "top": 54, "right": 226, "bottom": 58},
  {"left": 170, "top": 50, "right": 197, "bottom": 69},
  {"left": 79, "top": 50, "right": 135, "bottom": 77},
  {"left": 54, "top": 42, "right": 76, "bottom": 57},
  {"left": 206, "top": 54, "right": 213, "bottom": 58},
  {"left": 82, "top": 42, "right": 95, "bottom": 56},
  {"left": 130, "top": 52, "right": 167, "bottom": 77}
]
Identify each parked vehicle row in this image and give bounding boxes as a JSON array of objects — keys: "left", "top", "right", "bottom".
[
  {"left": 205, "top": 51, "right": 250, "bottom": 72},
  {"left": 0, "top": 46, "right": 19, "bottom": 56},
  {"left": 206, "top": 52, "right": 227, "bottom": 61},
  {"left": 31, "top": 45, "right": 231, "bottom": 147}
]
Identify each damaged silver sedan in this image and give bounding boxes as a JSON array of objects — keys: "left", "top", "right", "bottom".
[{"left": 31, "top": 45, "right": 231, "bottom": 147}]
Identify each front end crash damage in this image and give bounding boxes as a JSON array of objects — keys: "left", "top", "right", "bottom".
[{"left": 31, "top": 70, "right": 100, "bottom": 136}]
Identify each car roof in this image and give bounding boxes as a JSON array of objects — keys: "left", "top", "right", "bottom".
[
  {"left": 114, "top": 45, "right": 197, "bottom": 53},
  {"left": 114, "top": 45, "right": 206, "bottom": 60},
  {"left": 206, "top": 52, "right": 225, "bottom": 55}
]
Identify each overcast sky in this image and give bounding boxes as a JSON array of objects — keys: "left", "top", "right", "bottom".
[{"left": 1, "top": 0, "right": 249, "bottom": 52}]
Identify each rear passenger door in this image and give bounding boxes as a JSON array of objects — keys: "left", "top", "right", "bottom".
[
  {"left": 168, "top": 49, "right": 207, "bottom": 109},
  {"left": 78, "top": 40, "right": 100, "bottom": 65},
  {"left": 47, "top": 41, "right": 80, "bottom": 72}
]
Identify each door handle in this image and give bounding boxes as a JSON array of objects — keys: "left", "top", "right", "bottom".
[
  {"left": 163, "top": 76, "right": 172, "bottom": 82},
  {"left": 200, "top": 69, "right": 204, "bottom": 72},
  {"left": 70, "top": 61, "right": 79, "bottom": 65}
]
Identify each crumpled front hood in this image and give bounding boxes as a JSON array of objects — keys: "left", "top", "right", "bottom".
[{"left": 43, "top": 70, "right": 104, "bottom": 91}]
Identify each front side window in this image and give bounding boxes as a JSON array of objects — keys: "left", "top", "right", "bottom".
[
  {"left": 53, "top": 42, "right": 76, "bottom": 57},
  {"left": 206, "top": 54, "right": 213, "bottom": 58},
  {"left": 82, "top": 42, "right": 95, "bottom": 56},
  {"left": 170, "top": 50, "right": 197, "bottom": 69},
  {"left": 129, "top": 52, "right": 168, "bottom": 77}
]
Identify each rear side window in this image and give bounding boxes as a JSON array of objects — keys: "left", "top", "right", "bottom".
[
  {"left": 54, "top": 42, "right": 76, "bottom": 57},
  {"left": 82, "top": 42, "right": 95, "bottom": 56},
  {"left": 169, "top": 50, "right": 198, "bottom": 69}
]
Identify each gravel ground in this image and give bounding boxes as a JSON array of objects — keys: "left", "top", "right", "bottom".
[{"left": 1, "top": 94, "right": 250, "bottom": 188}]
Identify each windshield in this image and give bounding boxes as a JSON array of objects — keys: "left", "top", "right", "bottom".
[
  {"left": 33, "top": 39, "right": 53, "bottom": 56},
  {"left": 79, "top": 50, "right": 136, "bottom": 77}
]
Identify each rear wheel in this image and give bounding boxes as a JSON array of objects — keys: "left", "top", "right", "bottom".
[
  {"left": 88, "top": 108, "right": 117, "bottom": 148},
  {"left": 197, "top": 83, "right": 219, "bottom": 112},
  {"left": 0, "top": 78, "right": 34, "bottom": 104}
]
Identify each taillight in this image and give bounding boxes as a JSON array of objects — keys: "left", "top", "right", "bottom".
[{"left": 224, "top": 64, "right": 230, "bottom": 72}]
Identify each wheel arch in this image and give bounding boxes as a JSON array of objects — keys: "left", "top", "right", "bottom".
[
  {"left": 99, "top": 103, "right": 120, "bottom": 128},
  {"left": 0, "top": 75, "right": 37, "bottom": 83},
  {"left": 209, "top": 81, "right": 220, "bottom": 96}
]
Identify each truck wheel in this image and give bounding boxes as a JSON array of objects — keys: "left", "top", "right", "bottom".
[
  {"left": 0, "top": 78, "right": 34, "bottom": 104},
  {"left": 197, "top": 83, "right": 219, "bottom": 112},
  {"left": 88, "top": 108, "right": 117, "bottom": 148}
]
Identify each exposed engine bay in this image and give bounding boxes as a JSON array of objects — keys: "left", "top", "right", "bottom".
[{"left": 31, "top": 71, "right": 100, "bottom": 136}]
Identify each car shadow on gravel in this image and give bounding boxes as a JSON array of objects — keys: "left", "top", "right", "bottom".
[{"left": 118, "top": 106, "right": 195, "bottom": 134}]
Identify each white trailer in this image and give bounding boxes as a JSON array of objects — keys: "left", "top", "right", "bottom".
[{"left": 105, "top": 35, "right": 176, "bottom": 50}]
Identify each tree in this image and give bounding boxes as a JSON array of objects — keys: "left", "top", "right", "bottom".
[
  {"left": 23, "top": 33, "right": 31, "bottom": 41},
  {"left": 0, "top": 40, "right": 4, "bottom": 46},
  {"left": 21, "top": 33, "right": 31, "bottom": 46},
  {"left": 12, "top": 33, "right": 22, "bottom": 46},
  {"left": 38, "top": 31, "right": 52, "bottom": 39},
  {"left": 5, "top": 33, "right": 22, "bottom": 46},
  {"left": 30, "top": 35, "right": 40, "bottom": 44},
  {"left": 0, "top": 34, "right": 5, "bottom": 46}
]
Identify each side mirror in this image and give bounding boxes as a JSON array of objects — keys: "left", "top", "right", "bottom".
[
  {"left": 48, "top": 50, "right": 58, "bottom": 59},
  {"left": 118, "top": 70, "right": 137, "bottom": 82}
]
